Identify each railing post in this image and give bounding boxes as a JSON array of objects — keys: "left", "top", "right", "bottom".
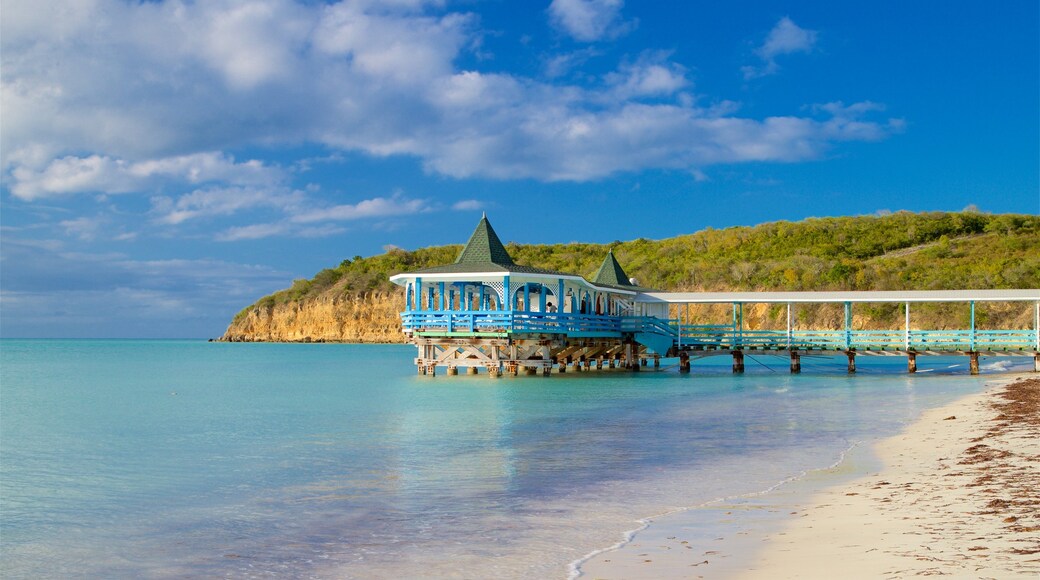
[
  {"left": 844, "top": 301, "right": 852, "bottom": 350},
  {"left": 905, "top": 302, "right": 911, "bottom": 351},
  {"left": 970, "top": 300, "right": 976, "bottom": 351},
  {"left": 786, "top": 303, "right": 792, "bottom": 349},
  {"left": 1034, "top": 301, "right": 1039, "bottom": 351}
]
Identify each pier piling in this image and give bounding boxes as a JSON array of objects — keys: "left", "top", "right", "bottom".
[
  {"left": 846, "top": 351, "right": 857, "bottom": 374},
  {"left": 732, "top": 351, "right": 745, "bottom": 373},
  {"left": 790, "top": 351, "right": 801, "bottom": 373},
  {"left": 908, "top": 352, "right": 917, "bottom": 373},
  {"left": 679, "top": 352, "right": 691, "bottom": 373},
  {"left": 969, "top": 352, "right": 980, "bottom": 375}
]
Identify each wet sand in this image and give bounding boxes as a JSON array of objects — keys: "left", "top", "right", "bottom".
[{"left": 580, "top": 376, "right": 1040, "bottom": 579}]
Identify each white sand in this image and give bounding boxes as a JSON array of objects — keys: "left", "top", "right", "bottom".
[{"left": 579, "top": 377, "right": 1040, "bottom": 579}]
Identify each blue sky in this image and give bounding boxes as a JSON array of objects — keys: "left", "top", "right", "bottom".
[{"left": 2, "top": 0, "right": 1037, "bottom": 338}]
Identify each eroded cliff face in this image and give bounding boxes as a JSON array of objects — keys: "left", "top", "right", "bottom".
[{"left": 221, "top": 290, "right": 407, "bottom": 343}]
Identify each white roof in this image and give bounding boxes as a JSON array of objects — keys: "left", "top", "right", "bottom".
[{"left": 636, "top": 289, "right": 1040, "bottom": 304}]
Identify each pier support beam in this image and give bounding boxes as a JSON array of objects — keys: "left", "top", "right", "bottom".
[
  {"left": 654, "top": 356, "right": 660, "bottom": 368},
  {"left": 487, "top": 365, "right": 500, "bottom": 378},
  {"left": 969, "top": 352, "right": 980, "bottom": 375},
  {"left": 447, "top": 366, "right": 458, "bottom": 376},
  {"left": 467, "top": 367, "right": 478, "bottom": 375},
  {"left": 679, "top": 352, "right": 691, "bottom": 373},
  {"left": 846, "top": 351, "right": 856, "bottom": 374},
  {"left": 732, "top": 350, "right": 745, "bottom": 374},
  {"left": 908, "top": 352, "right": 917, "bottom": 373},
  {"left": 557, "top": 357, "right": 566, "bottom": 373},
  {"left": 1035, "top": 353, "right": 1040, "bottom": 373},
  {"left": 790, "top": 351, "right": 801, "bottom": 374}
]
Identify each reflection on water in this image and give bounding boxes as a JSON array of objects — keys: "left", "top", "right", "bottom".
[{"left": 1, "top": 340, "right": 1024, "bottom": 578}]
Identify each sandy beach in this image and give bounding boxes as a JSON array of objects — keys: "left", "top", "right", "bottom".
[{"left": 580, "top": 376, "right": 1040, "bottom": 579}]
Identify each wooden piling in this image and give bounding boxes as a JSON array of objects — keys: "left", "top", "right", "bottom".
[
  {"left": 790, "top": 351, "right": 801, "bottom": 374},
  {"left": 1035, "top": 353, "right": 1040, "bottom": 373},
  {"left": 557, "top": 358, "right": 566, "bottom": 373},
  {"left": 732, "top": 351, "right": 745, "bottom": 373},
  {"left": 969, "top": 352, "right": 979, "bottom": 375},
  {"left": 467, "top": 367, "right": 478, "bottom": 375},
  {"left": 487, "top": 365, "right": 500, "bottom": 378},
  {"left": 679, "top": 351, "right": 690, "bottom": 373},
  {"left": 447, "top": 366, "right": 458, "bottom": 376},
  {"left": 907, "top": 351, "right": 917, "bottom": 373},
  {"left": 846, "top": 351, "right": 856, "bottom": 374}
]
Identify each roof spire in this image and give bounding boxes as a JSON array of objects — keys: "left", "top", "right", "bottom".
[
  {"left": 455, "top": 215, "right": 514, "bottom": 265},
  {"left": 593, "top": 250, "right": 634, "bottom": 287}
]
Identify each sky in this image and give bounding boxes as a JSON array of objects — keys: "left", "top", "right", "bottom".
[{"left": 1, "top": 0, "right": 1038, "bottom": 338}]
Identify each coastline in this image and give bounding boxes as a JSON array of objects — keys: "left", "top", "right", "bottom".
[{"left": 579, "top": 374, "right": 1040, "bottom": 579}]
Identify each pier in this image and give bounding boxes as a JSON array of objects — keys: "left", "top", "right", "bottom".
[{"left": 390, "top": 217, "right": 1040, "bottom": 376}]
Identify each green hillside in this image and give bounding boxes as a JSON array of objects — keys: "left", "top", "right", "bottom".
[{"left": 235, "top": 211, "right": 1039, "bottom": 332}]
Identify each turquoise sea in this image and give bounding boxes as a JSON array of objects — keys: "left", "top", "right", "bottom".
[{"left": 1, "top": 340, "right": 1029, "bottom": 578}]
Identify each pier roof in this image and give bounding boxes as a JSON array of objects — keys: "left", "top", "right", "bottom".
[
  {"left": 409, "top": 215, "right": 571, "bottom": 276},
  {"left": 636, "top": 289, "right": 1040, "bottom": 304},
  {"left": 591, "top": 250, "right": 657, "bottom": 292}
]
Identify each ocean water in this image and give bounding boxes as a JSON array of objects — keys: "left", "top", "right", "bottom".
[{"left": 0, "top": 340, "right": 1028, "bottom": 579}]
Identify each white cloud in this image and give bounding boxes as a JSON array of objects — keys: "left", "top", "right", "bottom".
[
  {"left": 604, "top": 52, "right": 689, "bottom": 100},
  {"left": 151, "top": 186, "right": 304, "bottom": 225},
  {"left": 1, "top": 1, "right": 894, "bottom": 194},
  {"left": 290, "top": 194, "right": 430, "bottom": 223},
  {"left": 10, "top": 152, "right": 281, "bottom": 201},
  {"left": 215, "top": 222, "right": 291, "bottom": 241},
  {"left": 59, "top": 216, "right": 108, "bottom": 241},
  {"left": 548, "top": 0, "right": 633, "bottom": 42},
  {"left": 451, "top": 199, "right": 482, "bottom": 211},
  {"left": 742, "top": 17, "right": 818, "bottom": 79}
]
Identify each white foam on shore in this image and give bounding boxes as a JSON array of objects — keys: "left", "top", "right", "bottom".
[{"left": 566, "top": 441, "right": 863, "bottom": 579}]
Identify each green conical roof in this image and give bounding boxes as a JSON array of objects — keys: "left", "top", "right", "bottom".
[
  {"left": 455, "top": 214, "right": 514, "bottom": 266},
  {"left": 593, "top": 250, "right": 634, "bottom": 286}
]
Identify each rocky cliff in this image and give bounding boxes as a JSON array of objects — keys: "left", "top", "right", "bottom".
[{"left": 222, "top": 289, "right": 406, "bottom": 343}]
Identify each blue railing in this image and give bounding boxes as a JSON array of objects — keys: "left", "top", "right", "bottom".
[
  {"left": 673, "top": 328, "right": 1036, "bottom": 351},
  {"left": 402, "top": 310, "right": 1037, "bottom": 351},
  {"left": 401, "top": 310, "right": 623, "bottom": 334}
]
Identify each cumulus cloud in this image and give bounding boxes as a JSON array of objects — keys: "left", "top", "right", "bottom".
[
  {"left": 10, "top": 152, "right": 281, "bottom": 201},
  {"left": 2, "top": 1, "right": 893, "bottom": 193},
  {"left": 604, "top": 52, "right": 689, "bottom": 100},
  {"left": 548, "top": 0, "right": 634, "bottom": 42},
  {"left": 742, "top": 17, "right": 818, "bottom": 79}
]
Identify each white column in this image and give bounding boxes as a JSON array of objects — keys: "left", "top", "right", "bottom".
[{"left": 905, "top": 302, "right": 910, "bottom": 350}]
